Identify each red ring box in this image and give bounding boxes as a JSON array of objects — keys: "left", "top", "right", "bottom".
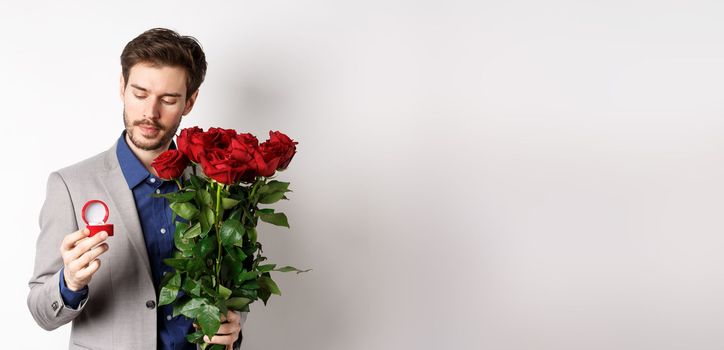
[{"left": 82, "top": 200, "right": 114, "bottom": 237}]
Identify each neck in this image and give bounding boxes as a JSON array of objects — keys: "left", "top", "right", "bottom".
[{"left": 125, "top": 132, "right": 170, "bottom": 178}]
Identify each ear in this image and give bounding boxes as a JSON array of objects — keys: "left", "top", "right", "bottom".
[
  {"left": 119, "top": 73, "right": 126, "bottom": 102},
  {"left": 182, "top": 89, "right": 200, "bottom": 116}
]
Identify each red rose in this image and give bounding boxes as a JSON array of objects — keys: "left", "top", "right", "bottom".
[
  {"left": 176, "top": 127, "right": 204, "bottom": 162},
  {"left": 253, "top": 150, "right": 280, "bottom": 178},
  {"left": 228, "top": 133, "right": 281, "bottom": 178},
  {"left": 151, "top": 150, "right": 189, "bottom": 180},
  {"left": 228, "top": 133, "right": 258, "bottom": 163},
  {"left": 227, "top": 134, "right": 268, "bottom": 182},
  {"left": 259, "top": 131, "right": 297, "bottom": 170},
  {"left": 198, "top": 148, "right": 254, "bottom": 185},
  {"left": 186, "top": 127, "right": 236, "bottom": 163}
]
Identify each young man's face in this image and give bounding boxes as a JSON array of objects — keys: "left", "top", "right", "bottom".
[{"left": 120, "top": 62, "right": 198, "bottom": 151}]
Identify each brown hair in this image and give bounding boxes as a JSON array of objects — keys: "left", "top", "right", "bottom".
[{"left": 120, "top": 28, "right": 207, "bottom": 100}]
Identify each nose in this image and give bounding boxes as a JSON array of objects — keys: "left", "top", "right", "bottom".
[{"left": 142, "top": 98, "right": 161, "bottom": 119}]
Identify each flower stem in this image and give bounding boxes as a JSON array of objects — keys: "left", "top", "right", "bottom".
[{"left": 214, "top": 182, "right": 222, "bottom": 291}]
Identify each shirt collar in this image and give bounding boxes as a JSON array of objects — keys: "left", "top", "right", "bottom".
[{"left": 116, "top": 130, "right": 177, "bottom": 189}]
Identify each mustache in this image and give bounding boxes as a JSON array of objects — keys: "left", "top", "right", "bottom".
[{"left": 134, "top": 120, "right": 163, "bottom": 130}]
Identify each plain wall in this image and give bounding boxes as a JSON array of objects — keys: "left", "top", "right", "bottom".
[{"left": 3, "top": 1, "right": 724, "bottom": 349}]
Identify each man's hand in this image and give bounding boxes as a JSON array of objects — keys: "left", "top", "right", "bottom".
[
  {"left": 200, "top": 310, "right": 243, "bottom": 349},
  {"left": 60, "top": 228, "right": 110, "bottom": 291}
]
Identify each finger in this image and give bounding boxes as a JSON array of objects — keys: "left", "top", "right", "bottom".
[
  {"left": 75, "top": 259, "right": 101, "bottom": 281},
  {"left": 75, "top": 243, "right": 109, "bottom": 268},
  {"left": 61, "top": 228, "right": 90, "bottom": 252},
  {"left": 216, "top": 322, "right": 241, "bottom": 335},
  {"left": 203, "top": 334, "right": 236, "bottom": 345},
  {"left": 68, "top": 231, "right": 109, "bottom": 260}
]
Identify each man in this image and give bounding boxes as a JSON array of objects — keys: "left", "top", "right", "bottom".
[{"left": 27, "top": 28, "right": 246, "bottom": 349}]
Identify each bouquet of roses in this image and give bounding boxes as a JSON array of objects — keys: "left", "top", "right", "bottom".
[{"left": 150, "top": 127, "right": 307, "bottom": 349}]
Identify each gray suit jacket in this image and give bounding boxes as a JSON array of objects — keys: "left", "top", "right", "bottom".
[{"left": 27, "top": 140, "right": 246, "bottom": 349}]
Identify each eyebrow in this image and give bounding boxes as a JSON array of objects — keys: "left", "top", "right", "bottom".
[{"left": 130, "top": 84, "right": 182, "bottom": 98}]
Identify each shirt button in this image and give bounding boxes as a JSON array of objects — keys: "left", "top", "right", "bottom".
[
  {"left": 155, "top": 189, "right": 161, "bottom": 194},
  {"left": 166, "top": 315, "right": 173, "bottom": 321},
  {"left": 160, "top": 228, "right": 167, "bottom": 234},
  {"left": 150, "top": 177, "right": 156, "bottom": 183},
  {"left": 146, "top": 300, "right": 156, "bottom": 309}
]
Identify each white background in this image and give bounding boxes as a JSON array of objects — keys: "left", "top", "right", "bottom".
[{"left": 2, "top": 1, "right": 724, "bottom": 349}]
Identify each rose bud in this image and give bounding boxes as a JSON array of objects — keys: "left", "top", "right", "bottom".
[
  {"left": 151, "top": 149, "right": 190, "bottom": 180},
  {"left": 260, "top": 131, "right": 298, "bottom": 170}
]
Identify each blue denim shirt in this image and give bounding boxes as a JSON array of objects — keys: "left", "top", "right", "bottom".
[{"left": 60, "top": 130, "right": 195, "bottom": 350}]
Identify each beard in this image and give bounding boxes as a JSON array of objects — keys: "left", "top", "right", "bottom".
[{"left": 123, "top": 107, "right": 181, "bottom": 151}]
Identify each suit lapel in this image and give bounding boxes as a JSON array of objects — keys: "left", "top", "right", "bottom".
[{"left": 100, "top": 141, "right": 153, "bottom": 280}]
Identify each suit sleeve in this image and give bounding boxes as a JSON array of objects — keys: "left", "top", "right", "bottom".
[{"left": 27, "top": 171, "right": 88, "bottom": 330}]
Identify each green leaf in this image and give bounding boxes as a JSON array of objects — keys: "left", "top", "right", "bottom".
[
  {"left": 182, "top": 278, "right": 202, "bottom": 297},
  {"left": 222, "top": 247, "right": 244, "bottom": 281},
  {"left": 197, "top": 189, "right": 213, "bottom": 208},
  {"left": 168, "top": 190, "right": 197, "bottom": 202},
  {"left": 225, "top": 297, "right": 252, "bottom": 310},
  {"left": 235, "top": 270, "right": 258, "bottom": 285},
  {"left": 248, "top": 227, "right": 257, "bottom": 245},
  {"left": 173, "top": 236, "right": 193, "bottom": 256},
  {"left": 274, "top": 265, "right": 312, "bottom": 274},
  {"left": 187, "top": 257, "right": 207, "bottom": 275},
  {"left": 197, "top": 304, "right": 221, "bottom": 338},
  {"left": 259, "top": 275, "right": 282, "bottom": 296},
  {"left": 173, "top": 222, "right": 194, "bottom": 255},
  {"left": 172, "top": 295, "right": 191, "bottom": 317},
  {"left": 159, "top": 272, "right": 181, "bottom": 306},
  {"left": 183, "top": 222, "right": 202, "bottom": 239},
  {"left": 220, "top": 219, "right": 245, "bottom": 247},
  {"left": 189, "top": 174, "right": 203, "bottom": 188},
  {"left": 235, "top": 246, "right": 248, "bottom": 262},
  {"left": 269, "top": 180, "right": 290, "bottom": 192},
  {"left": 199, "top": 207, "right": 215, "bottom": 236},
  {"left": 241, "top": 279, "right": 260, "bottom": 290},
  {"left": 228, "top": 207, "right": 243, "bottom": 221},
  {"left": 221, "top": 197, "right": 241, "bottom": 209},
  {"left": 178, "top": 297, "right": 206, "bottom": 319},
  {"left": 258, "top": 287, "right": 271, "bottom": 305},
  {"left": 218, "top": 284, "right": 232, "bottom": 300},
  {"left": 257, "top": 180, "right": 289, "bottom": 195},
  {"left": 204, "top": 207, "right": 215, "bottom": 228},
  {"left": 170, "top": 202, "right": 199, "bottom": 221},
  {"left": 257, "top": 264, "right": 276, "bottom": 273},
  {"left": 175, "top": 221, "right": 189, "bottom": 234},
  {"left": 258, "top": 211, "right": 290, "bottom": 228},
  {"left": 235, "top": 288, "right": 258, "bottom": 301},
  {"left": 259, "top": 191, "right": 286, "bottom": 204},
  {"left": 256, "top": 208, "right": 274, "bottom": 215},
  {"left": 160, "top": 269, "right": 177, "bottom": 286},
  {"left": 186, "top": 330, "right": 205, "bottom": 343},
  {"left": 194, "top": 235, "right": 216, "bottom": 257},
  {"left": 164, "top": 258, "right": 190, "bottom": 271}
]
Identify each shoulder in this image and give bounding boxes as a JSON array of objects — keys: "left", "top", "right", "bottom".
[{"left": 52, "top": 142, "right": 118, "bottom": 184}]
